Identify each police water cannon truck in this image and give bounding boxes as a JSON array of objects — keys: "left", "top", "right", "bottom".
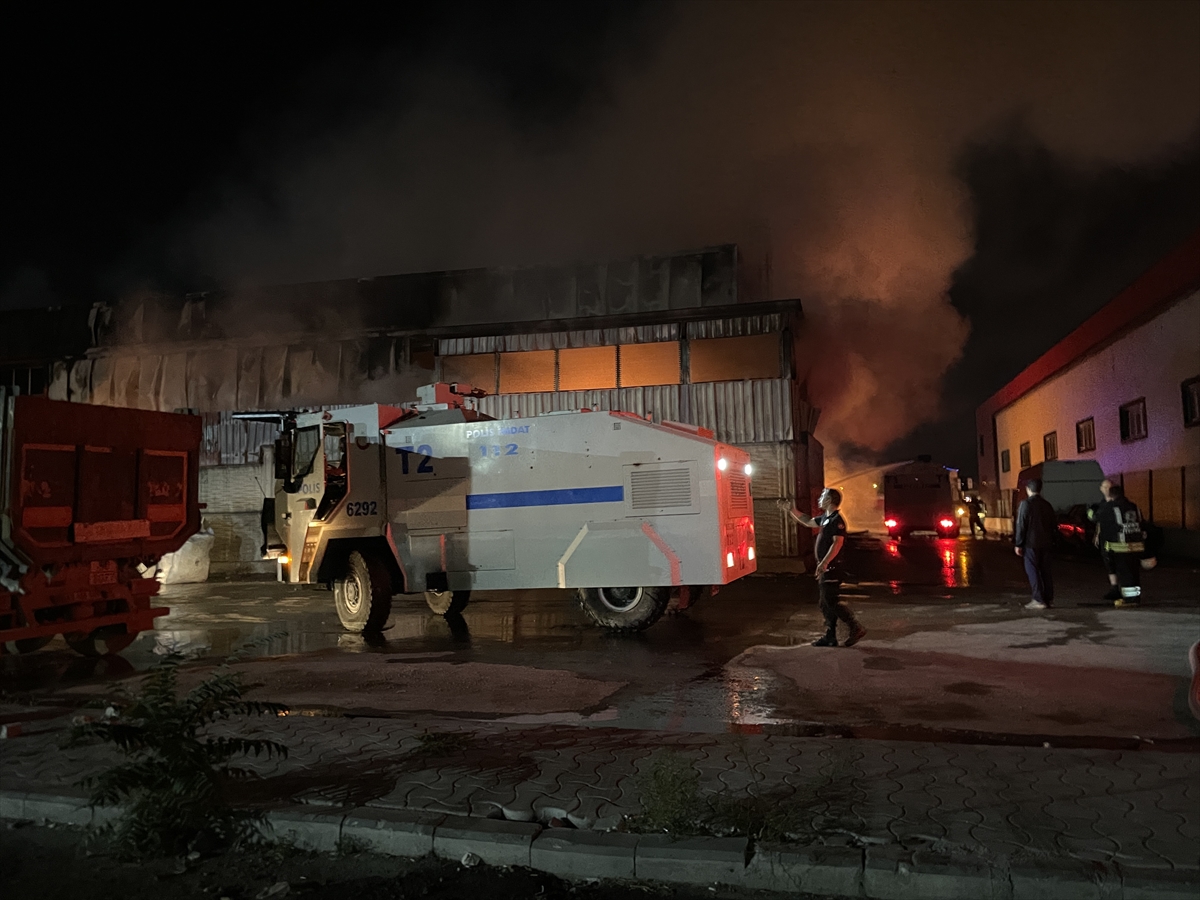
[{"left": 260, "top": 383, "right": 756, "bottom": 632}]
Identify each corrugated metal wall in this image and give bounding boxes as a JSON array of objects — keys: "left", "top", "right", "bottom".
[
  {"left": 201, "top": 414, "right": 281, "bottom": 467},
  {"left": 199, "top": 460, "right": 274, "bottom": 565},
  {"left": 474, "top": 378, "right": 797, "bottom": 444}
]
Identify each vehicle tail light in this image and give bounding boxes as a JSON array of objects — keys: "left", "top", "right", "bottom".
[
  {"left": 939, "top": 518, "right": 955, "bottom": 528},
  {"left": 885, "top": 518, "right": 898, "bottom": 528}
]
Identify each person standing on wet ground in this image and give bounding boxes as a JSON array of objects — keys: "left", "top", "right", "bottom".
[
  {"left": 966, "top": 494, "right": 988, "bottom": 537},
  {"left": 1091, "top": 481, "right": 1149, "bottom": 607},
  {"left": 1014, "top": 477, "right": 1058, "bottom": 610},
  {"left": 781, "top": 488, "right": 867, "bottom": 647},
  {"left": 1091, "top": 478, "right": 1123, "bottom": 601}
]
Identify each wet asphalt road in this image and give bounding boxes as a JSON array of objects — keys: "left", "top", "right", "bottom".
[{"left": 4, "top": 536, "right": 1199, "bottom": 744}]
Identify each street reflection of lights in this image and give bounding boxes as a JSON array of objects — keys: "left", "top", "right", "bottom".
[{"left": 886, "top": 541, "right": 900, "bottom": 558}]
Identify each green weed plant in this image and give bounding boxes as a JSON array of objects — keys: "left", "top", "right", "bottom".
[{"left": 70, "top": 654, "right": 288, "bottom": 858}]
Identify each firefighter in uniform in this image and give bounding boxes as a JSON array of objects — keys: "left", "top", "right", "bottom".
[
  {"left": 1090, "top": 479, "right": 1122, "bottom": 601},
  {"left": 1092, "top": 482, "right": 1146, "bottom": 607}
]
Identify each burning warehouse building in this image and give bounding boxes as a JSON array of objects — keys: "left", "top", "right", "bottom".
[{"left": 36, "top": 246, "right": 823, "bottom": 574}]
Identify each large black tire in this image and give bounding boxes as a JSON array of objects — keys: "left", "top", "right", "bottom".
[
  {"left": 424, "top": 590, "right": 470, "bottom": 616},
  {"left": 65, "top": 626, "right": 136, "bottom": 657},
  {"left": 576, "top": 587, "right": 670, "bottom": 631},
  {"left": 1, "top": 636, "right": 52, "bottom": 655},
  {"left": 670, "top": 584, "right": 713, "bottom": 614},
  {"left": 334, "top": 551, "right": 393, "bottom": 633}
]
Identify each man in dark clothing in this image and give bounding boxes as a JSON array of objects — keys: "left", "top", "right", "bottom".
[
  {"left": 783, "top": 488, "right": 867, "bottom": 647},
  {"left": 1092, "top": 482, "right": 1147, "bottom": 607},
  {"left": 1014, "top": 478, "right": 1059, "bottom": 610},
  {"left": 966, "top": 495, "right": 988, "bottom": 537}
]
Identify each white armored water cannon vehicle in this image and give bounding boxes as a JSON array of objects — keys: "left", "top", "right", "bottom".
[{"left": 260, "top": 383, "right": 756, "bottom": 632}]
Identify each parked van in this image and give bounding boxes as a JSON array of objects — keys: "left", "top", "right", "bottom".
[{"left": 1014, "top": 460, "right": 1104, "bottom": 547}]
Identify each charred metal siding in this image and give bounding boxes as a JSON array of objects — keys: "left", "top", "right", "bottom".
[
  {"left": 473, "top": 379, "right": 796, "bottom": 444},
  {"left": 200, "top": 414, "right": 281, "bottom": 467}
]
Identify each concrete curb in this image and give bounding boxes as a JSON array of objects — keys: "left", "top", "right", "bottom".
[{"left": 2, "top": 790, "right": 1197, "bottom": 899}]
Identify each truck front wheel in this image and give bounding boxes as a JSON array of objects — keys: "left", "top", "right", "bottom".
[
  {"left": 334, "top": 551, "right": 393, "bottom": 633},
  {"left": 576, "top": 587, "right": 670, "bottom": 631}
]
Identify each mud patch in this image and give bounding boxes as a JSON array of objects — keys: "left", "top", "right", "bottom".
[
  {"left": 862, "top": 656, "right": 905, "bottom": 671},
  {"left": 898, "top": 702, "right": 983, "bottom": 721},
  {"left": 1037, "top": 710, "right": 1104, "bottom": 726},
  {"left": 944, "top": 681, "right": 993, "bottom": 696}
]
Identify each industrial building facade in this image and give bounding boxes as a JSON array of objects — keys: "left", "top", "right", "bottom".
[
  {"left": 36, "top": 246, "right": 822, "bottom": 572},
  {"left": 976, "top": 230, "right": 1200, "bottom": 556}
]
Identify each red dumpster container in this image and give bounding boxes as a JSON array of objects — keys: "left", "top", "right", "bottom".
[{"left": 1, "top": 392, "right": 201, "bottom": 655}]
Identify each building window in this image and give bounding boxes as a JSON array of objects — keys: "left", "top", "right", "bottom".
[
  {"left": 1076, "top": 417, "right": 1096, "bottom": 453},
  {"left": 688, "top": 334, "right": 780, "bottom": 383},
  {"left": 1043, "top": 431, "right": 1058, "bottom": 462},
  {"left": 1119, "top": 398, "right": 1148, "bottom": 443},
  {"left": 442, "top": 353, "right": 497, "bottom": 394},
  {"left": 1183, "top": 376, "right": 1200, "bottom": 427},
  {"left": 1000, "top": 449, "right": 1011, "bottom": 473},
  {"left": 558, "top": 346, "right": 617, "bottom": 391},
  {"left": 1019, "top": 442, "right": 1031, "bottom": 469},
  {"left": 499, "top": 350, "right": 556, "bottom": 394},
  {"left": 619, "top": 341, "right": 681, "bottom": 387}
]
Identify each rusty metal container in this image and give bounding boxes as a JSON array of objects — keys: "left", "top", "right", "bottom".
[{"left": 1, "top": 392, "right": 201, "bottom": 655}]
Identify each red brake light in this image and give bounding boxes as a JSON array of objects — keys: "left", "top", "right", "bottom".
[
  {"left": 885, "top": 518, "right": 898, "bottom": 528},
  {"left": 939, "top": 518, "right": 955, "bottom": 528}
]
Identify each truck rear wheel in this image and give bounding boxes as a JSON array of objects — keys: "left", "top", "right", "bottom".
[
  {"left": 1, "top": 636, "right": 52, "bottom": 655},
  {"left": 424, "top": 590, "right": 470, "bottom": 616},
  {"left": 65, "top": 626, "right": 136, "bottom": 657},
  {"left": 576, "top": 587, "right": 670, "bottom": 631},
  {"left": 334, "top": 551, "right": 393, "bottom": 633}
]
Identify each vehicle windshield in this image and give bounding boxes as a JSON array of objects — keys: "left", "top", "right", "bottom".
[{"left": 293, "top": 426, "right": 320, "bottom": 480}]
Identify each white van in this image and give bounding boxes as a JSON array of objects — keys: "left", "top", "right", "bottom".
[
  {"left": 1015, "top": 460, "right": 1105, "bottom": 512},
  {"left": 1014, "top": 460, "right": 1105, "bottom": 547}
]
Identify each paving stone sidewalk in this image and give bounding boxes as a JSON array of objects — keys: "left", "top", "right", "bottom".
[{"left": 2, "top": 708, "right": 1197, "bottom": 880}]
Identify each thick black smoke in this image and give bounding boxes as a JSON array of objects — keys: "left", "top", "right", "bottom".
[{"left": 16, "top": 3, "right": 1200, "bottom": 461}]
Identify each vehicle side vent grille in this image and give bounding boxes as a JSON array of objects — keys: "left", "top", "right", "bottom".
[
  {"left": 727, "top": 474, "right": 750, "bottom": 510},
  {"left": 630, "top": 468, "right": 692, "bottom": 510}
]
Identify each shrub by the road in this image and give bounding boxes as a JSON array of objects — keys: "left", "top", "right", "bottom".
[{"left": 70, "top": 654, "right": 288, "bottom": 858}]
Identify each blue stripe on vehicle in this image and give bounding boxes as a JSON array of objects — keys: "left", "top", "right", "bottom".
[{"left": 466, "top": 486, "right": 624, "bottom": 510}]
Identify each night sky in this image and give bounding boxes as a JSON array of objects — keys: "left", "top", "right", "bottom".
[{"left": 4, "top": 2, "right": 1199, "bottom": 477}]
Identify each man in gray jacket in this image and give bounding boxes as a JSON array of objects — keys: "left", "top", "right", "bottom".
[{"left": 1014, "top": 478, "right": 1059, "bottom": 610}]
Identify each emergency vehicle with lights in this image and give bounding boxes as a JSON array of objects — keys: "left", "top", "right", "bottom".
[
  {"left": 883, "top": 458, "right": 964, "bottom": 539},
  {"left": 260, "top": 383, "right": 755, "bottom": 632}
]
